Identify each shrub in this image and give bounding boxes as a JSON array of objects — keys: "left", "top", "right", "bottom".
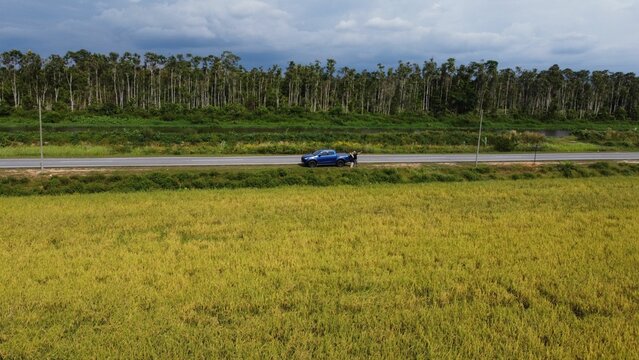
[
  {"left": 472, "top": 166, "right": 493, "bottom": 175},
  {"left": 589, "top": 161, "right": 619, "bottom": 176},
  {"left": 254, "top": 106, "right": 271, "bottom": 116},
  {"left": 223, "top": 104, "right": 248, "bottom": 118},
  {"left": 160, "top": 103, "right": 185, "bottom": 115},
  {"left": 433, "top": 173, "right": 461, "bottom": 182},
  {"left": 557, "top": 162, "right": 592, "bottom": 178},
  {"left": 490, "top": 131, "right": 519, "bottom": 152},
  {"left": 286, "top": 106, "right": 305, "bottom": 115},
  {"left": 44, "top": 111, "right": 67, "bottom": 123},
  {"left": 89, "top": 103, "right": 119, "bottom": 116},
  {"left": 329, "top": 106, "right": 345, "bottom": 115},
  {"left": 557, "top": 162, "right": 578, "bottom": 178},
  {"left": 511, "top": 172, "right": 537, "bottom": 180},
  {"left": 0, "top": 103, "right": 12, "bottom": 117},
  {"left": 461, "top": 170, "right": 480, "bottom": 181},
  {"left": 519, "top": 131, "right": 545, "bottom": 145},
  {"left": 148, "top": 173, "right": 180, "bottom": 189}
]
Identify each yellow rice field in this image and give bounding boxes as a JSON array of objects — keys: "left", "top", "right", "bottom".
[{"left": 1, "top": 177, "right": 638, "bottom": 358}]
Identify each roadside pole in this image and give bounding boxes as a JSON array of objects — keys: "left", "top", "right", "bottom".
[
  {"left": 534, "top": 143, "right": 539, "bottom": 164},
  {"left": 475, "top": 110, "right": 483, "bottom": 168},
  {"left": 38, "top": 97, "right": 44, "bottom": 172}
]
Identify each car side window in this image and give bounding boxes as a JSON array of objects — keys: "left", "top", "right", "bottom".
[
  {"left": 329, "top": 151, "right": 336, "bottom": 155},
  {"left": 320, "top": 151, "right": 328, "bottom": 156}
]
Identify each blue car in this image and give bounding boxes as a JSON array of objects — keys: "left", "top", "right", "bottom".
[{"left": 301, "top": 149, "right": 352, "bottom": 167}]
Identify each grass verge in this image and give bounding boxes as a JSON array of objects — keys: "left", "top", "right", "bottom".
[{"left": 1, "top": 161, "right": 638, "bottom": 196}]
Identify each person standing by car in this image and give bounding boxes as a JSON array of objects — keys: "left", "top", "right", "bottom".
[{"left": 350, "top": 151, "right": 359, "bottom": 168}]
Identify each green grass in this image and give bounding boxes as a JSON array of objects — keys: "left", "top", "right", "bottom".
[
  {"left": 0, "top": 144, "right": 479, "bottom": 158},
  {"left": 2, "top": 111, "right": 638, "bottom": 130},
  {"left": 0, "top": 145, "right": 116, "bottom": 158},
  {"left": 0, "top": 140, "right": 634, "bottom": 158},
  {"left": 2, "top": 162, "right": 639, "bottom": 196},
  {"left": 1, "top": 113, "right": 638, "bottom": 157},
  {"left": 542, "top": 138, "right": 609, "bottom": 152},
  {"left": 1, "top": 177, "right": 638, "bottom": 358}
]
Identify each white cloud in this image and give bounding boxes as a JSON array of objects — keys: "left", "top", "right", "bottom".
[
  {"left": 608, "top": 0, "right": 635, "bottom": 11},
  {"left": 228, "top": 0, "right": 288, "bottom": 18},
  {"left": 335, "top": 19, "right": 357, "bottom": 31},
  {"left": 365, "top": 17, "right": 412, "bottom": 31},
  {"left": 95, "top": 0, "right": 299, "bottom": 50},
  {"left": 0, "top": 26, "right": 27, "bottom": 36}
]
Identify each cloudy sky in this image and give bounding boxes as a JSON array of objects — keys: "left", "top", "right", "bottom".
[{"left": 1, "top": 0, "right": 637, "bottom": 71}]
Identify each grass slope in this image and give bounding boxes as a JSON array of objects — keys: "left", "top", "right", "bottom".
[
  {"left": 1, "top": 113, "right": 638, "bottom": 157},
  {"left": 1, "top": 112, "right": 637, "bottom": 130},
  {"left": 1, "top": 178, "right": 638, "bottom": 358},
  {"left": 2, "top": 162, "right": 639, "bottom": 197}
]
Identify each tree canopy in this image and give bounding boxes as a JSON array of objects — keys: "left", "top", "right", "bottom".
[{"left": 1, "top": 50, "right": 638, "bottom": 120}]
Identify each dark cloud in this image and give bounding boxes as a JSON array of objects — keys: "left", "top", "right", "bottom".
[{"left": 0, "top": 0, "right": 637, "bottom": 71}]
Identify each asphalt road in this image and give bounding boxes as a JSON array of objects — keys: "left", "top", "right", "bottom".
[{"left": 1, "top": 152, "right": 638, "bottom": 169}]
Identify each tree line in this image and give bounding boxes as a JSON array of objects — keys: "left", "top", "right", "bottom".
[{"left": 1, "top": 49, "right": 638, "bottom": 120}]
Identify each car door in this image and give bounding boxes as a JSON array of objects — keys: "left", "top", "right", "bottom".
[
  {"left": 317, "top": 151, "right": 330, "bottom": 165},
  {"left": 320, "top": 150, "right": 337, "bottom": 165}
]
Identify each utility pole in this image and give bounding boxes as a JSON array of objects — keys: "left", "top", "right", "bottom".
[
  {"left": 475, "top": 109, "right": 483, "bottom": 168},
  {"left": 38, "top": 95, "right": 45, "bottom": 172}
]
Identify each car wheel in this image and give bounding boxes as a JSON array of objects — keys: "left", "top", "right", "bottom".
[
  {"left": 308, "top": 160, "right": 318, "bottom": 168},
  {"left": 336, "top": 159, "right": 345, "bottom": 167}
]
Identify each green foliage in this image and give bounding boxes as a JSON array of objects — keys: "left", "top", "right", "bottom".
[
  {"left": 88, "top": 103, "right": 120, "bottom": 116},
  {"left": 254, "top": 106, "right": 270, "bottom": 116},
  {"left": 519, "top": 131, "right": 545, "bottom": 144},
  {"left": 573, "top": 129, "right": 639, "bottom": 147},
  {"left": 328, "top": 106, "right": 345, "bottom": 115},
  {"left": 43, "top": 111, "right": 68, "bottom": 123},
  {"left": 222, "top": 103, "right": 248, "bottom": 118},
  {"left": 1, "top": 162, "right": 638, "bottom": 196},
  {"left": 490, "top": 130, "right": 545, "bottom": 152},
  {"left": 0, "top": 103, "right": 12, "bottom": 117},
  {"left": 490, "top": 130, "right": 520, "bottom": 151},
  {"left": 285, "top": 106, "right": 306, "bottom": 115},
  {"left": 1, "top": 110, "right": 638, "bottom": 156},
  {"left": 160, "top": 103, "right": 186, "bottom": 116},
  {"left": 3, "top": 49, "right": 639, "bottom": 120},
  {"left": 556, "top": 162, "right": 594, "bottom": 178},
  {"left": 52, "top": 101, "right": 70, "bottom": 113}
]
